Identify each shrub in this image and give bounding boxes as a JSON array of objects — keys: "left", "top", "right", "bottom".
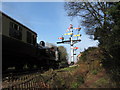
[{"left": 92, "top": 69, "right": 98, "bottom": 75}]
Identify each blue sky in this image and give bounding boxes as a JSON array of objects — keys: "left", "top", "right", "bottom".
[{"left": 1, "top": 2, "right": 98, "bottom": 62}]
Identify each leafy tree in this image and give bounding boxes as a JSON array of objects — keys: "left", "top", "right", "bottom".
[
  {"left": 58, "top": 46, "right": 68, "bottom": 67},
  {"left": 65, "top": 2, "right": 120, "bottom": 86},
  {"left": 104, "top": 2, "right": 120, "bottom": 79}
]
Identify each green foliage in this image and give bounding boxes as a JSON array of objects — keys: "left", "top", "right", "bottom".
[
  {"left": 79, "top": 47, "right": 100, "bottom": 62},
  {"left": 58, "top": 46, "right": 68, "bottom": 68},
  {"left": 101, "top": 3, "right": 120, "bottom": 87},
  {"left": 71, "top": 75, "right": 84, "bottom": 88},
  {"left": 59, "top": 65, "right": 79, "bottom": 71},
  {"left": 94, "top": 2, "right": 120, "bottom": 53},
  {"left": 94, "top": 77, "right": 110, "bottom": 87},
  {"left": 76, "top": 75, "right": 84, "bottom": 84},
  {"left": 71, "top": 82, "right": 79, "bottom": 88},
  {"left": 58, "top": 46, "right": 68, "bottom": 61},
  {"left": 65, "top": 2, "right": 120, "bottom": 87},
  {"left": 92, "top": 69, "right": 98, "bottom": 75}
]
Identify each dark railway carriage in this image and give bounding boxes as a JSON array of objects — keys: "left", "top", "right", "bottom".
[
  {"left": 1, "top": 12, "right": 59, "bottom": 71},
  {"left": 2, "top": 12, "right": 38, "bottom": 70}
]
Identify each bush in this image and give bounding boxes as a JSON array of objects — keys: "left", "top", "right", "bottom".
[{"left": 92, "top": 69, "right": 98, "bottom": 75}]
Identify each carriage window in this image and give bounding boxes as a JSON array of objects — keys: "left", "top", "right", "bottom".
[
  {"left": 14, "top": 24, "right": 18, "bottom": 30},
  {"left": 32, "top": 35, "right": 36, "bottom": 46},
  {"left": 9, "top": 22, "right": 22, "bottom": 40},
  {"left": 27, "top": 31, "right": 32, "bottom": 44},
  {"left": 10, "top": 22, "right": 14, "bottom": 28}
]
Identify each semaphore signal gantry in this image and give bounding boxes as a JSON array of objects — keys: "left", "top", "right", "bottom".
[{"left": 57, "top": 24, "right": 81, "bottom": 65}]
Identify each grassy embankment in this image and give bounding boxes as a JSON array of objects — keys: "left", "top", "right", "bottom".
[{"left": 36, "top": 47, "right": 119, "bottom": 88}]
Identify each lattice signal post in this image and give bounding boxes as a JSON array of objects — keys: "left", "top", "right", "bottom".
[{"left": 57, "top": 24, "right": 81, "bottom": 65}]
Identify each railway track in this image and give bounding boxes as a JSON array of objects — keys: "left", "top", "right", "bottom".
[
  {"left": 3, "top": 69, "right": 41, "bottom": 78},
  {"left": 2, "top": 68, "right": 50, "bottom": 89}
]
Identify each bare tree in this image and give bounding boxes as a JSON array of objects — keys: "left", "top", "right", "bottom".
[{"left": 64, "top": 2, "right": 114, "bottom": 35}]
